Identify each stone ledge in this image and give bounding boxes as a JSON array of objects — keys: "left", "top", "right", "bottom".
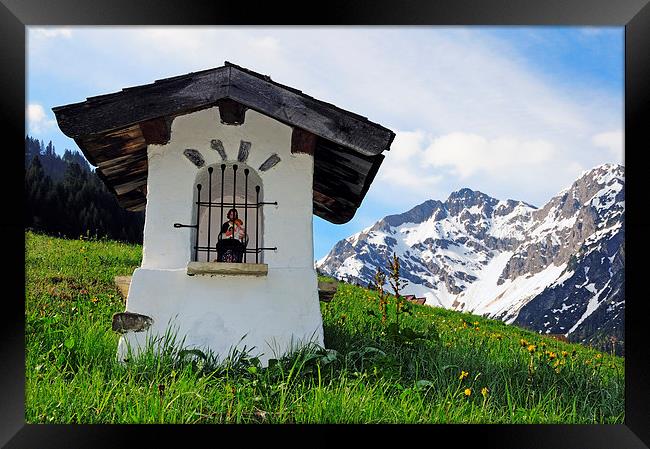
[{"left": 187, "top": 261, "right": 269, "bottom": 276}]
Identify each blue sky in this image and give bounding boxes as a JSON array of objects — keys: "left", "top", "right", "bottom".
[{"left": 26, "top": 27, "right": 624, "bottom": 260}]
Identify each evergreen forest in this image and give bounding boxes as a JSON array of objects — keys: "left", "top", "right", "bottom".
[{"left": 24, "top": 136, "right": 144, "bottom": 243}]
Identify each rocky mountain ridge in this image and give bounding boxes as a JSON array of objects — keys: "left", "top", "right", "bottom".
[{"left": 317, "top": 164, "right": 625, "bottom": 352}]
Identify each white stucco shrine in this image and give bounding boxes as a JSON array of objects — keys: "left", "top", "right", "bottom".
[{"left": 53, "top": 63, "right": 394, "bottom": 364}]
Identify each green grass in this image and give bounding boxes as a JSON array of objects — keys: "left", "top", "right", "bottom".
[{"left": 25, "top": 231, "right": 624, "bottom": 423}]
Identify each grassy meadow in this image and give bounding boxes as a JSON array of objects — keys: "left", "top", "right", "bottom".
[{"left": 25, "top": 231, "right": 624, "bottom": 423}]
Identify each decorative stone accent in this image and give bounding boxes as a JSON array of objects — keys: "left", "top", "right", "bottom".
[
  {"left": 211, "top": 139, "right": 227, "bottom": 160},
  {"left": 238, "top": 140, "right": 251, "bottom": 163},
  {"left": 112, "top": 312, "right": 154, "bottom": 333},
  {"left": 317, "top": 279, "right": 338, "bottom": 302},
  {"left": 183, "top": 149, "right": 205, "bottom": 167},
  {"left": 259, "top": 153, "right": 281, "bottom": 172}
]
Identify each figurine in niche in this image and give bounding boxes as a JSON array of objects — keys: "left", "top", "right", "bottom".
[{"left": 215, "top": 208, "right": 248, "bottom": 263}]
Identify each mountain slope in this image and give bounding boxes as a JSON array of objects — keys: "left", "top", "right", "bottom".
[
  {"left": 317, "top": 164, "right": 625, "bottom": 352},
  {"left": 25, "top": 232, "right": 624, "bottom": 424}
]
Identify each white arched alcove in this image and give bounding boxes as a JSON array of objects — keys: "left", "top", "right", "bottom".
[{"left": 192, "top": 162, "right": 265, "bottom": 264}]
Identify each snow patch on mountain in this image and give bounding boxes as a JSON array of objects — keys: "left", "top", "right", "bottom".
[{"left": 317, "top": 164, "right": 624, "bottom": 349}]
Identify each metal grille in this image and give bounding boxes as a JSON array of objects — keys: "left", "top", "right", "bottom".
[{"left": 174, "top": 164, "right": 277, "bottom": 263}]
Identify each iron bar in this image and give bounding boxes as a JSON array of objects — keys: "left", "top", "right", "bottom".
[
  {"left": 244, "top": 168, "right": 249, "bottom": 262},
  {"left": 195, "top": 183, "right": 201, "bottom": 262},
  {"left": 255, "top": 185, "right": 260, "bottom": 263},
  {"left": 207, "top": 167, "right": 213, "bottom": 262},
  {"left": 232, "top": 165, "right": 238, "bottom": 239},
  {"left": 195, "top": 201, "right": 276, "bottom": 208},
  {"left": 193, "top": 246, "right": 276, "bottom": 252},
  {"left": 220, "top": 164, "right": 226, "bottom": 232}
]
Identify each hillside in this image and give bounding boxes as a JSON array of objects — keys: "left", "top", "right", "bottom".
[
  {"left": 318, "top": 164, "right": 624, "bottom": 354},
  {"left": 24, "top": 135, "right": 145, "bottom": 243},
  {"left": 26, "top": 232, "right": 623, "bottom": 423}
]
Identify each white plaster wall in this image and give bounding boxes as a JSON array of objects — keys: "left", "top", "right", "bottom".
[
  {"left": 120, "top": 107, "right": 324, "bottom": 365},
  {"left": 118, "top": 266, "right": 322, "bottom": 364},
  {"left": 142, "top": 107, "right": 314, "bottom": 269}
]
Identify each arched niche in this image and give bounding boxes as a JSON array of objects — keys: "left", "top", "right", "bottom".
[{"left": 191, "top": 162, "right": 265, "bottom": 264}]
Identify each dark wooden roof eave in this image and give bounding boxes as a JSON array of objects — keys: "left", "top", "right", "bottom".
[
  {"left": 52, "top": 63, "right": 395, "bottom": 223},
  {"left": 53, "top": 63, "right": 394, "bottom": 158},
  {"left": 313, "top": 152, "right": 385, "bottom": 224}
]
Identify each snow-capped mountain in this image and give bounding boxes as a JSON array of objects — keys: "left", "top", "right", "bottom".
[{"left": 317, "top": 164, "right": 625, "bottom": 352}]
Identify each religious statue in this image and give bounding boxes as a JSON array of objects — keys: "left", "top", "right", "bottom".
[{"left": 215, "top": 208, "right": 248, "bottom": 262}]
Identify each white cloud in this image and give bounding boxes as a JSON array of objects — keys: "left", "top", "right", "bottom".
[
  {"left": 124, "top": 28, "right": 285, "bottom": 70},
  {"left": 249, "top": 36, "right": 280, "bottom": 53},
  {"left": 579, "top": 27, "right": 614, "bottom": 37},
  {"left": 423, "top": 132, "right": 556, "bottom": 179},
  {"left": 373, "top": 129, "right": 573, "bottom": 208},
  {"left": 26, "top": 103, "right": 56, "bottom": 134},
  {"left": 27, "top": 26, "right": 623, "bottom": 210},
  {"left": 30, "top": 27, "right": 72, "bottom": 38},
  {"left": 387, "top": 130, "right": 427, "bottom": 162},
  {"left": 592, "top": 130, "right": 624, "bottom": 161},
  {"left": 373, "top": 130, "right": 444, "bottom": 206},
  {"left": 379, "top": 163, "right": 443, "bottom": 190}
]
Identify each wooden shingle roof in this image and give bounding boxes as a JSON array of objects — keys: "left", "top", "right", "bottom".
[{"left": 52, "top": 62, "right": 394, "bottom": 224}]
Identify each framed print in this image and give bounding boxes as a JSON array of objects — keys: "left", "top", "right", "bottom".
[{"left": 3, "top": 0, "right": 649, "bottom": 447}]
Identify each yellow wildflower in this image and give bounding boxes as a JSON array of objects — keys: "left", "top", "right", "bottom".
[
  {"left": 464, "top": 388, "right": 472, "bottom": 397},
  {"left": 481, "top": 387, "right": 489, "bottom": 398},
  {"left": 561, "top": 351, "right": 568, "bottom": 357},
  {"left": 520, "top": 339, "right": 528, "bottom": 347},
  {"left": 595, "top": 353, "right": 602, "bottom": 359},
  {"left": 527, "top": 344, "right": 537, "bottom": 353},
  {"left": 459, "top": 370, "right": 469, "bottom": 380},
  {"left": 548, "top": 351, "right": 557, "bottom": 360},
  {"left": 91, "top": 297, "right": 99, "bottom": 303}
]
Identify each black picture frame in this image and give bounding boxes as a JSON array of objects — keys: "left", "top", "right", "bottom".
[{"left": 3, "top": 0, "right": 649, "bottom": 447}]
